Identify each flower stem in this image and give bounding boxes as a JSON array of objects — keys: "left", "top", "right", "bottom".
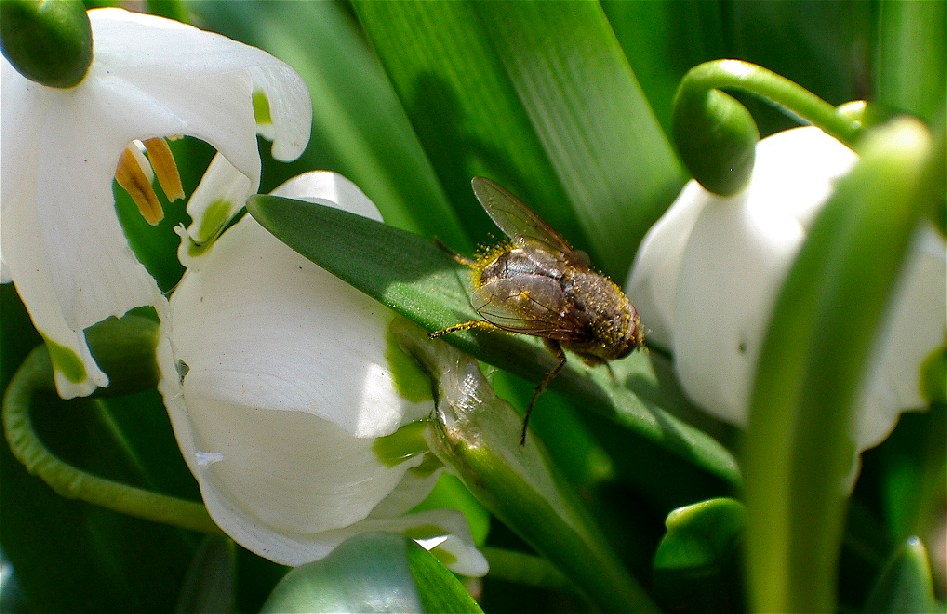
[
  {"left": 681, "top": 60, "right": 864, "bottom": 146},
  {"left": 2, "top": 346, "right": 221, "bottom": 535},
  {"left": 395, "top": 320, "right": 659, "bottom": 613},
  {"left": 479, "top": 547, "right": 572, "bottom": 592},
  {"left": 673, "top": 59, "right": 865, "bottom": 195}
]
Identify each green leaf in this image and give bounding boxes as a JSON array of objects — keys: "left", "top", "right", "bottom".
[
  {"left": 603, "top": 0, "right": 726, "bottom": 137},
  {"left": 653, "top": 498, "right": 745, "bottom": 613},
  {"left": 261, "top": 532, "right": 480, "bottom": 614},
  {"left": 875, "top": 1, "right": 946, "bottom": 124},
  {"left": 247, "top": 193, "right": 739, "bottom": 486},
  {"left": 864, "top": 537, "right": 938, "bottom": 614},
  {"left": 743, "top": 119, "right": 940, "bottom": 612},
  {"left": 876, "top": 401, "right": 946, "bottom": 545},
  {"left": 354, "top": 1, "right": 684, "bottom": 279}
]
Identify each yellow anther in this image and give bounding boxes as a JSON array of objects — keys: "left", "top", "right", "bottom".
[
  {"left": 143, "top": 137, "right": 184, "bottom": 202},
  {"left": 115, "top": 146, "right": 163, "bottom": 225}
]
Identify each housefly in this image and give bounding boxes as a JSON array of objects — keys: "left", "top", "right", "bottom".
[{"left": 430, "top": 177, "right": 645, "bottom": 444}]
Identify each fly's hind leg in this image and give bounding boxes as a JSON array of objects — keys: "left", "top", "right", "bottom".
[{"left": 520, "top": 340, "right": 567, "bottom": 446}]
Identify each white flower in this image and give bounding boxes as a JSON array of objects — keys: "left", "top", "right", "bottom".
[
  {"left": 1, "top": 7, "right": 311, "bottom": 398},
  {"left": 628, "top": 126, "right": 946, "bottom": 453},
  {"left": 157, "top": 172, "right": 488, "bottom": 576}
]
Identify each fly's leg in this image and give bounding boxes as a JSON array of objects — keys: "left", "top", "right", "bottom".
[
  {"left": 428, "top": 318, "right": 502, "bottom": 339},
  {"left": 434, "top": 238, "right": 479, "bottom": 268},
  {"left": 521, "top": 340, "right": 566, "bottom": 446}
]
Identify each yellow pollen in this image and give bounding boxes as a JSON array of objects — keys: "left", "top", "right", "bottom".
[
  {"left": 143, "top": 137, "right": 184, "bottom": 202},
  {"left": 115, "top": 146, "right": 163, "bottom": 225}
]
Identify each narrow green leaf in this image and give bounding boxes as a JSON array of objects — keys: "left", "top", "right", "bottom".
[
  {"left": 261, "top": 532, "right": 479, "bottom": 614},
  {"left": 864, "top": 537, "right": 938, "bottom": 614},
  {"left": 875, "top": 1, "right": 946, "bottom": 124},
  {"left": 247, "top": 193, "right": 739, "bottom": 487},
  {"left": 406, "top": 540, "right": 484, "bottom": 614},
  {"left": 603, "top": 0, "right": 726, "bottom": 136},
  {"left": 653, "top": 498, "right": 745, "bottom": 613},
  {"left": 354, "top": 1, "right": 684, "bottom": 279},
  {"left": 744, "top": 119, "right": 939, "bottom": 612}
]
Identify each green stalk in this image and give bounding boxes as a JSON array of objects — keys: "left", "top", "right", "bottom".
[
  {"left": 743, "top": 118, "right": 939, "bottom": 612},
  {"left": 3, "top": 346, "right": 220, "bottom": 534},
  {"left": 673, "top": 59, "right": 864, "bottom": 195},
  {"left": 395, "top": 320, "right": 658, "bottom": 613}
]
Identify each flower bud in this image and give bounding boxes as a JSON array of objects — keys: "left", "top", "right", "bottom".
[{"left": 0, "top": 0, "right": 92, "bottom": 88}]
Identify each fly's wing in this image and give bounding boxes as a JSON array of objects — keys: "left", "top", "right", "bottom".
[
  {"left": 471, "top": 277, "right": 588, "bottom": 344},
  {"left": 471, "top": 177, "right": 574, "bottom": 255}
]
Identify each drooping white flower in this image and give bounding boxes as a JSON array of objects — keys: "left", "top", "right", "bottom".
[
  {"left": 157, "top": 172, "right": 488, "bottom": 576},
  {"left": 1, "top": 7, "right": 311, "bottom": 398},
  {"left": 628, "top": 126, "right": 946, "bottom": 454}
]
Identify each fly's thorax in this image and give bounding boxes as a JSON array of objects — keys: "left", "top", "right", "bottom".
[{"left": 476, "top": 244, "right": 567, "bottom": 287}]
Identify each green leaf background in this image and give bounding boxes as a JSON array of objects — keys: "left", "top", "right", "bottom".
[{"left": 2, "top": 1, "right": 943, "bottom": 613}]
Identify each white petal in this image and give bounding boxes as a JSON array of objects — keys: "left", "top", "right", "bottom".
[
  {"left": 167, "top": 217, "right": 428, "bottom": 437},
  {"left": 1, "top": 8, "right": 311, "bottom": 397},
  {"left": 270, "top": 171, "right": 384, "bottom": 223},
  {"left": 157, "top": 212, "right": 433, "bottom": 564},
  {"left": 626, "top": 180, "right": 707, "bottom": 346},
  {"left": 856, "top": 226, "right": 947, "bottom": 448},
  {"left": 629, "top": 126, "right": 943, "bottom": 457},
  {"left": 178, "top": 154, "right": 254, "bottom": 269}
]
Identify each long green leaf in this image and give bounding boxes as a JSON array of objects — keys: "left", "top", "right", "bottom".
[
  {"left": 247, "top": 194, "right": 739, "bottom": 486},
  {"left": 354, "top": 1, "right": 684, "bottom": 279}
]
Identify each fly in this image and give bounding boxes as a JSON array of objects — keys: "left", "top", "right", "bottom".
[{"left": 430, "top": 177, "right": 645, "bottom": 444}]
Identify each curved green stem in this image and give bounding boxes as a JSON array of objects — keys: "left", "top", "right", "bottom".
[
  {"left": 480, "top": 547, "right": 572, "bottom": 592},
  {"left": 684, "top": 60, "right": 863, "bottom": 144},
  {"left": 673, "top": 59, "right": 865, "bottom": 195},
  {"left": 3, "top": 346, "right": 221, "bottom": 535}
]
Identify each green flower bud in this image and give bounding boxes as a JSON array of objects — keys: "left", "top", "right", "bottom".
[
  {"left": 0, "top": 0, "right": 93, "bottom": 88},
  {"left": 672, "top": 66, "right": 759, "bottom": 197}
]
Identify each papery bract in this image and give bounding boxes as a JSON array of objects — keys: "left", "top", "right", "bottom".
[
  {"left": 157, "top": 172, "right": 487, "bottom": 576},
  {"left": 1, "top": 7, "right": 311, "bottom": 397},
  {"left": 628, "top": 127, "right": 946, "bottom": 454}
]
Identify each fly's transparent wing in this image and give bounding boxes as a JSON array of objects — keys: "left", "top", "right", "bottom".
[
  {"left": 471, "top": 279, "right": 587, "bottom": 343},
  {"left": 471, "top": 177, "right": 574, "bottom": 254}
]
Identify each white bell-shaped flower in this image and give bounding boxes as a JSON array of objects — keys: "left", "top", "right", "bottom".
[
  {"left": 1, "top": 7, "right": 311, "bottom": 398},
  {"left": 628, "top": 126, "right": 946, "bottom": 454},
  {"left": 157, "top": 172, "right": 487, "bottom": 576}
]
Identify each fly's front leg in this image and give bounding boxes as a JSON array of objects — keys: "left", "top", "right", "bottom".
[
  {"left": 521, "top": 340, "right": 567, "bottom": 446},
  {"left": 434, "top": 238, "right": 479, "bottom": 268}
]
